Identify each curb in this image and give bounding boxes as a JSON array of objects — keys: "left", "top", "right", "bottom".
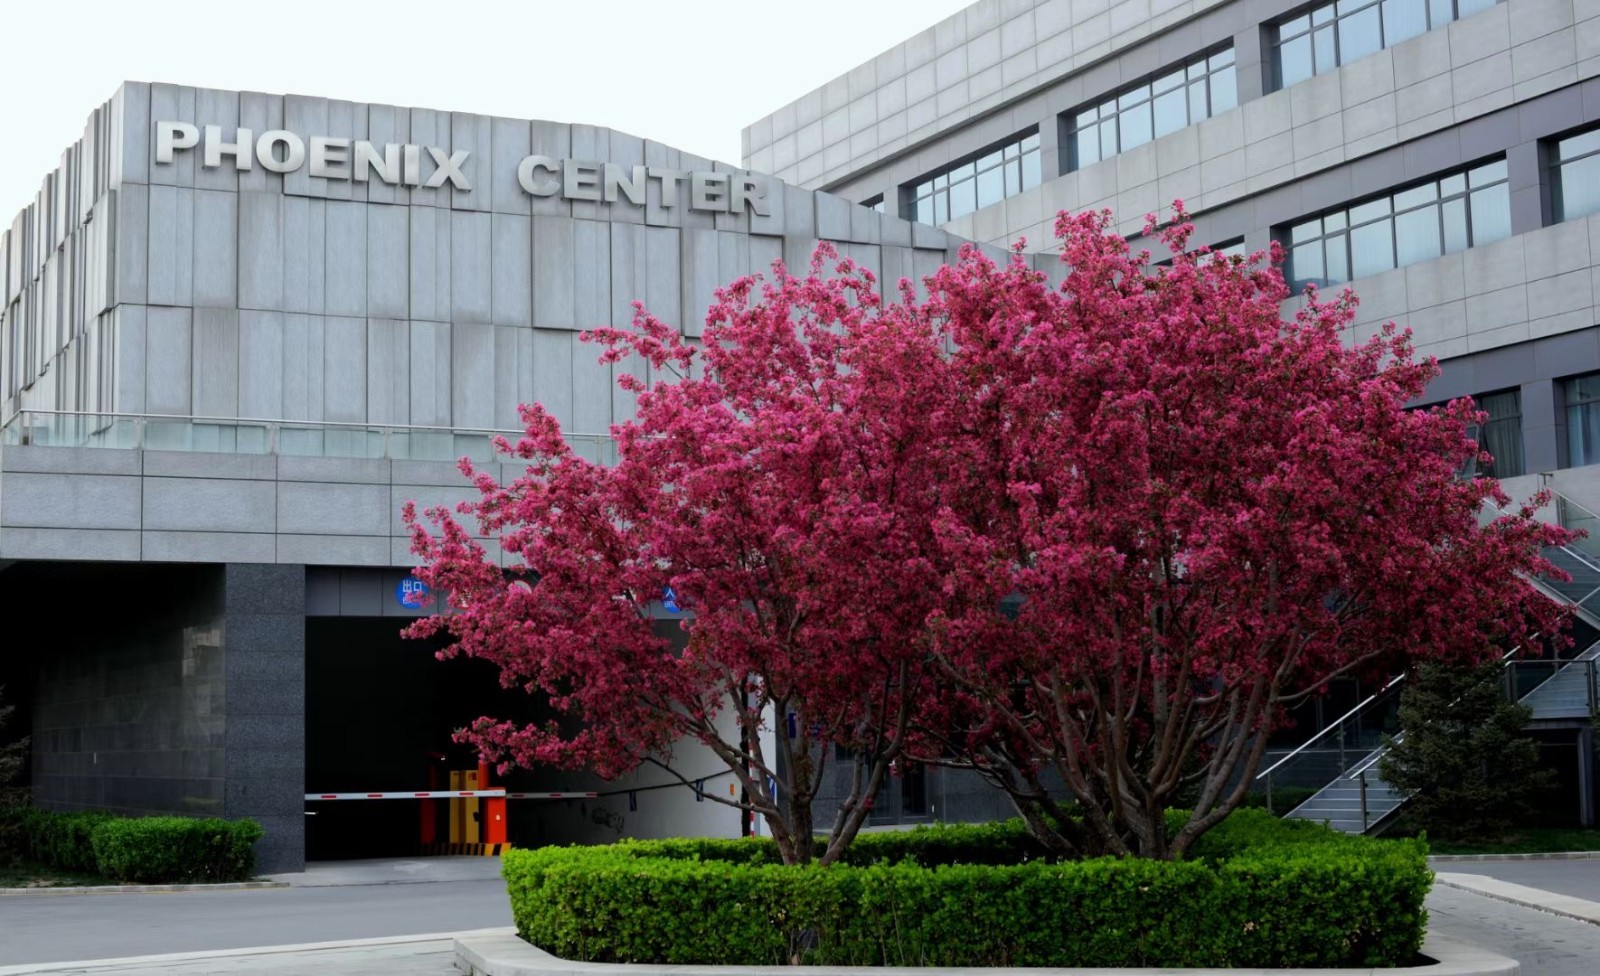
[
  {"left": 1435, "top": 872, "right": 1600, "bottom": 927},
  {"left": 0, "top": 879, "right": 289, "bottom": 896},
  {"left": 453, "top": 929, "right": 1515, "bottom": 976},
  {"left": 0, "top": 929, "right": 504, "bottom": 975},
  {"left": 1429, "top": 851, "right": 1600, "bottom": 863}
]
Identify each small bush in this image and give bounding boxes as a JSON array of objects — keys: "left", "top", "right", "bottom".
[
  {"left": 24, "top": 809, "right": 113, "bottom": 873},
  {"left": 91, "top": 816, "right": 263, "bottom": 883},
  {"left": 503, "top": 810, "right": 1431, "bottom": 968}
]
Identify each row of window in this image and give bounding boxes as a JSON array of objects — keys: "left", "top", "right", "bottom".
[
  {"left": 1283, "top": 125, "right": 1600, "bottom": 288},
  {"left": 1454, "top": 375, "right": 1600, "bottom": 478},
  {"left": 887, "top": 0, "right": 1507, "bottom": 222},
  {"left": 905, "top": 132, "right": 1042, "bottom": 225},
  {"left": 1274, "top": 0, "right": 1497, "bottom": 89}
]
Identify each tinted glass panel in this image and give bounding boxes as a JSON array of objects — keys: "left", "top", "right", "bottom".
[
  {"left": 1558, "top": 155, "right": 1600, "bottom": 221},
  {"left": 1067, "top": 46, "right": 1239, "bottom": 170},
  {"left": 1469, "top": 183, "right": 1511, "bottom": 244},
  {"left": 1351, "top": 219, "right": 1396, "bottom": 279}
]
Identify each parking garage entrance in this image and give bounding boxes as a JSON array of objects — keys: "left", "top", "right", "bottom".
[{"left": 304, "top": 613, "right": 549, "bottom": 860}]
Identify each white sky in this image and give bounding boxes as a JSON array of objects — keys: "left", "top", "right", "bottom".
[{"left": 0, "top": 0, "right": 973, "bottom": 222}]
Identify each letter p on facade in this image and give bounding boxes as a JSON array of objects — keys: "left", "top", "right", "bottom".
[{"left": 155, "top": 121, "right": 199, "bottom": 163}]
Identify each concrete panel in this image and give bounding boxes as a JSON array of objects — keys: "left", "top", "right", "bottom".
[
  {"left": 449, "top": 112, "right": 492, "bottom": 212},
  {"left": 238, "top": 90, "right": 285, "bottom": 195},
  {"left": 277, "top": 533, "right": 390, "bottom": 566},
  {"left": 278, "top": 481, "right": 390, "bottom": 535},
  {"left": 142, "top": 451, "right": 277, "bottom": 480},
  {"left": 239, "top": 192, "right": 284, "bottom": 310},
  {"left": 239, "top": 311, "right": 284, "bottom": 419},
  {"left": 191, "top": 308, "right": 240, "bottom": 417},
  {"left": 680, "top": 229, "right": 720, "bottom": 337},
  {"left": 146, "top": 307, "right": 193, "bottom": 416},
  {"left": 193, "top": 189, "right": 237, "bottom": 307},
  {"left": 451, "top": 210, "right": 492, "bottom": 324},
  {"left": 112, "top": 305, "right": 148, "bottom": 414},
  {"left": 491, "top": 213, "right": 531, "bottom": 327},
  {"left": 322, "top": 315, "right": 367, "bottom": 423},
  {"left": 451, "top": 322, "right": 496, "bottom": 429},
  {"left": 0, "top": 472, "right": 142, "bottom": 530},
  {"left": 142, "top": 477, "right": 276, "bottom": 532},
  {"left": 324, "top": 201, "right": 368, "bottom": 317},
  {"left": 367, "top": 203, "right": 409, "bottom": 319},
  {"left": 0, "top": 526, "right": 142, "bottom": 561},
  {"left": 409, "top": 207, "right": 451, "bottom": 323},
  {"left": 533, "top": 216, "right": 576, "bottom": 328},
  {"left": 409, "top": 320, "right": 452, "bottom": 426},
  {"left": 573, "top": 218, "right": 610, "bottom": 332},
  {"left": 282, "top": 197, "right": 326, "bottom": 313},
  {"left": 141, "top": 530, "right": 275, "bottom": 563},
  {"left": 367, "top": 318, "right": 410, "bottom": 425},
  {"left": 276, "top": 455, "right": 391, "bottom": 485},
  {"left": 0, "top": 446, "right": 141, "bottom": 476},
  {"left": 610, "top": 223, "right": 649, "bottom": 327},
  {"left": 490, "top": 117, "right": 532, "bottom": 215},
  {"left": 532, "top": 328, "right": 574, "bottom": 428},
  {"left": 645, "top": 226, "right": 681, "bottom": 328},
  {"left": 147, "top": 185, "right": 194, "bottom": 306},
  {"left": 281, "top": 314, "right": 325, "bottom": 423}
]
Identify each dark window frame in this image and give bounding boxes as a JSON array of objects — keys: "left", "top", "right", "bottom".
[
  {"left": 1270, "top": 0, "right": 1500, "bottom": 91},
  {"left": 902, "top": 129, "right": 1042, "bottom": 227},
  {"left": 1281, "top": 157, "right": 1510, "bottom": 290},
  {"left": 1550, "top": 124, "right": 1600, "bottom": 224},
  {"left": 1064, "top": 45, "right": 1238, "bottom": 172}
]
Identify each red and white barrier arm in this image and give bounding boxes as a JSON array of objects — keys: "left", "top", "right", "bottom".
[
  {"left": 303, "top": 790, "right": 600, "bottom": 800},
  {"left": 304, "top": 790, "right": 508, "bottom": 800}
]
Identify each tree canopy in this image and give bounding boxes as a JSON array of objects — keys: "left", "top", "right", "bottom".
[{"left": 406, "top": 205, "right": 1571, "bottom": 863}]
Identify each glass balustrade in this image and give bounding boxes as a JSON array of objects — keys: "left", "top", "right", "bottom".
[{"left": 0, "top": 410, "right": 616, "bottom": 465}]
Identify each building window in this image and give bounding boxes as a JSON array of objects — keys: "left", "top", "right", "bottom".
[
  {"left": 1473, "top": 389, "right": 1524, "bottom": 478},
  {"left": 1273, "top": 0, "right": 1498, "bottom": 90},
  {"left": 1284, "top": 159, "right": 1510, "bottom": 289},
  {"left": 861, "top": 195, "right": 885, "bottom": 213},
  {"left": 905, "top": 130, "right": 1041, "bottom": 226},
  {"left": 1068, "top": 47, "right": 1237, "bottom": 170},
  {"left": 1152, "top": 237, "right": 1247, "bottom": 267},
  {"left": 1567, "top": 373, "right": 1600, "bottom": 467},
  {"left": 1552, "top": 127, "right": 1600, "bottom": 223}
]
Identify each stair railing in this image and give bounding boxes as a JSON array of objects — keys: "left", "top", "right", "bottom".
[{"left": 1253, "top": 673, "right": 1406, "bottom": 814}]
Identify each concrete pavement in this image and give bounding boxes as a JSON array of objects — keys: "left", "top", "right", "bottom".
[
  {"left": 1433, "top": 858, "right": 1600, "bottom": 903},
  {"left": 0, "top": 878, "right": 511, "bottom": 965}
]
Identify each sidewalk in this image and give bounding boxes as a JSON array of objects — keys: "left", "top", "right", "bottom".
[
  {"left": 264, "top": 855, "right": 503, "bottom": 887},
  {"left": 0, "top": 933, "right": 471, "bottom": 976}
]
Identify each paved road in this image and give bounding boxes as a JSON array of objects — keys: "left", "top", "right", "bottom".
[
  {"left": 3, "top": 941, "right": 458, "bottom": 976},
  {"left": 1427, "top": 883, "right": 1600, "bottom": 976},
  {"left": 1441, "top": 858, "right": 1600, "bottom": 903},
  {"left": 0, "top": 880, "right": 511, "bottom": 966}
]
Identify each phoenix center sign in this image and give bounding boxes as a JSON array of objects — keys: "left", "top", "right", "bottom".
[{"left": 154, "top": 121, "right": 773, "bottom": 217}]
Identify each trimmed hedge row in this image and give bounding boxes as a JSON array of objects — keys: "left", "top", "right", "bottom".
[
  {"left": 503, "top": 810, "right": 1431, "bottom": 969},
  {"left": 1, "top": 807, "right": 262, "bottom": 883}
]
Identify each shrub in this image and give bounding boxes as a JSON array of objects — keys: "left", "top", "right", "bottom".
[
  {"left": 90, "top": 816, "right": 263, "bottom": 883},
  {"left": 502, "top": 811, "right": 1430, "bottom": 968},
  {"left": 24, "top": 809, "right": 113, "bottom": 873}
]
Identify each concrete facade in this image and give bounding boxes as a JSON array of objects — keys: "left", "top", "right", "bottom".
[
  {"left": 746, "top": 0, "right": 1600, "bottom": 520},
  {"left": 746, "top": 0, "right": 1600, "bottom": 830},
  {"left": 0, "top": 82, "right": 985, "bottom": 865}
]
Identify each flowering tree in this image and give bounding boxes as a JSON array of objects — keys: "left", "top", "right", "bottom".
[
  {"left": 408, "top": 203, "right": 1571, "bottom": 865},
  {"left": 404, "top": 248, "right": 951, "bottom": 866},
  {"left": 913, "top": 208, "right": 1573, "bottom": 859}
]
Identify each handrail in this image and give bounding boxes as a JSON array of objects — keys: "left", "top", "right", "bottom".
[
  {"left": 1253, "top": 672, "right": 1406, "bottom": 781},
  {"left": 0, "top": 408, "right": 612, "bottom": 440},
  {"left": 1342, "top": 641, "right": 1595, "bottom": 778}
]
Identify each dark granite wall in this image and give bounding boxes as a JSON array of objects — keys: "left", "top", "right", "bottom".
[{"left": 27, "top": 562, "right": 307, "bottom": 873}]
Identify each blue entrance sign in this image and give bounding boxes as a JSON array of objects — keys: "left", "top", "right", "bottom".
[
  {"left": 397, "top": 575, "right": 431, "bottom": 608},
  {"left": 662, "top": 586, "right": 681, "bottom": 612}
]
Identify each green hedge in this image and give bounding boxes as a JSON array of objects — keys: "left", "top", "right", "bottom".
[
  {"left": 3, "top": 807, "right": 262, "bottom": 883},
  {"left": 92, "top": 816, "right": 263, "bottom": 883},
  {"left": 503, "top": 811, "right": 1431, "bottom": 968}
]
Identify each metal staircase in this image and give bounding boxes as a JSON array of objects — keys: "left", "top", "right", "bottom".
[{"left": 1254, "top": 484, "right": 1600, "bottom": 834}]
